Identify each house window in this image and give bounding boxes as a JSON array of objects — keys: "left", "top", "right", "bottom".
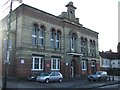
[
  {"left": 70, "top": 33, "right": 76, "bottom": 52},
  {"left": 51, "top": 58, "right": 60, "bottom": 70},
  {"left": 56, "top": 31, "right": 60, "bottom": 48},
  {"left": 81, "top": 37, "right": 88, "bottom": 56},
  {"left": 51, "top": 29, "right": 55, "bottom": 48},
  {"left": 91, "top": 61, "right": 95, "bottom": 67},
  {"left": 81, "top": 60, "right": 87, "bottom": 70},
  {"left": 32, "top": 24, "right": 45, "bottom": 47},
  {"left": 32, "top": 56, "right": 44, "bottom": 70},
  {"left": 51, "top": 29, "right": 61, "bottom": 49},
  {"left": 90, "top": 40, "right": 96, "bottom": 57},
  {"left": 38, "top": 26, "right": 45, "bottom": 46},
  {"left": 32, "top": 24, "right": 38, "bottom": 45}
]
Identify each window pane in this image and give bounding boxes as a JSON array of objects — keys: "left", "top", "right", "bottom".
[
  {"left": 51, "top": 40, "right": 54, "bottom": 48},
  {"left": 32, "top": 28, "right": 37, "bottom": 45},
  {"left": 32, "top": 37, "right": 37, "bottom": 45},
  {"left": 39, "top": 38, "right": 44, "bottom": 46},
  {"left": 40, "top": 58, "right": 43, "bottom": 69},
  {"left": 82, "top": 61, "right": 86, "bottom": 70},
  {"left": 71, "top": 36, "right": 75, "bottom": 51},
  {"left": 56, "top": 32, "right": 60, "bottom": 48},
  {"left": 51, "top": 31, "right": 54, "bottom": 39},
  {"left": 53, "top": 59, "right": 56, "bottom": 69},
  {"left": 40, "top": 30, "right": 44, "bottom": 37},
  {"left": 56, "top": 32, "right": 59, "bottom": 40},
  {"left": 56, "top": 41, "right": 59, "bottom": 48},
  {"left": 57, "top": 59, "right": 60, "bottom": 69},
  {"left": 51, "top": 31, "right": 55, "bottom": 48},
  {"left": 34, "top": 58, "right": 39, "bottom": 69}
]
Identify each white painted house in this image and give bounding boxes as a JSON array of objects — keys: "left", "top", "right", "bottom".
[
  {"left": 100, "top": 56, "right": 111, "bottom": 71},
  {"left": 99, "top": 51, "right": 120, "bottom": 71}
]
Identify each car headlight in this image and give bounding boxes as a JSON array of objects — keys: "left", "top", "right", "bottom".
[{"left": 31, "top": 76, "right": 34, "bottom": 78}]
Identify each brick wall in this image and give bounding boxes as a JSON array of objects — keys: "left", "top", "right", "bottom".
[
  {"left": 15, "top": 58, "right": 31, "bottom": 77},
  {"left": 44, "top": 60, "right": 51, "bottom": 72},
  {"left": 87, "top": 63, "right": 92, "bottom": 74},
  {"left": 96, "top": 63, "right": 100, "bottom": 71}
]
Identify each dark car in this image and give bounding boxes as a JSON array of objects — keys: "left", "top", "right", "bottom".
[
  {"left": 36, "top": 72, "right": 63, "bottom": 83},
  {"left": 87, "top": 71, "right": 108, "bottom": 81},
  {"left": 28, "top": 73, "right": 38, "bottom": 81}
]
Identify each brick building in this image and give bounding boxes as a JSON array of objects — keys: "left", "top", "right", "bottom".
[{"left": 0, "top": 2, "right": 100, "bottom": 78}]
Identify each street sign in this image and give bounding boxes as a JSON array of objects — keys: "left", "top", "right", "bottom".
[
  {"left": 4, "top": 39, "right": 12, "bottom": 50},
  {"left": 4, "top": 51, "right": 10, "bottom": 64}
]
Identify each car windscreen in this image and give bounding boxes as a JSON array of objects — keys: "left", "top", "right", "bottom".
[{"left": 39, "top": 72, "right": 49, "bottom": 76}]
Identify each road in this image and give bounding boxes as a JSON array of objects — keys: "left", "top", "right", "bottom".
[{"left": 0, "top": 76, "right": 119, "bottom": 89}]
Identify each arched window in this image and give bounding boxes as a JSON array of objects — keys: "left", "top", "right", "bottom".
[
  {"left": 85, "top": 38, "right": 88, "bottom": 55},
  {"left": 38, "top": 25, "right": 45, "bottom": 47},
  {"left": 50, "top": 29, "right": 61, "bottom": 49},
  {"left": 32, "top": 24, "right": 38, "bottom": 45},
  {"left": 70, "top": 33, "right": 76, "bottom": 52},
  {"left": 93, "top": 40, "right": 96, "bottom": 57},
  {"left": 90, "top": 40, "right": 96, "bottom": 57},
  {"left": 81, "top": 37, "right": 88, "bottom": 56},
  {"left": 56, "top": 31, "right": 61, "bottom": 48},
  {"left": 51, "top": 29, "right": 55, "bottom": 48}
]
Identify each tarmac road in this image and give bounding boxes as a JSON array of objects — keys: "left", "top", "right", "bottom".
[{"left": 0, "top": 76, "right": 120, "bottom": 89}]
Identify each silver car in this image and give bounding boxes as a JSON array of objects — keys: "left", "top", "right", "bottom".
[
  {"left": 87, "top": 71, "right": 108, "bottom": 81},
  {"left": 36, "top": 72, "right": 63, "bottom": 83}
]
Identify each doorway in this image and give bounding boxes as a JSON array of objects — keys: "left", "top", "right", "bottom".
[{"left": 70, "top": 56, "right": 78, "bottom": 77}]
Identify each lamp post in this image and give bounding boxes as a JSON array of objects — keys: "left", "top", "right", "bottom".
[
  {"left": 3, "top": 1, "right": 12, "bottom": 89},
  {"left": 110, "top": 60, "right": 114, "bottom": 81},
  {"left": 2, "top": 0, "right": 22, "bottom": 89}
]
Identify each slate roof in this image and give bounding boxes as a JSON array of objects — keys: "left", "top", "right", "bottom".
[{"left": 99, "top": 51, "right": 119, "bottom": 60}]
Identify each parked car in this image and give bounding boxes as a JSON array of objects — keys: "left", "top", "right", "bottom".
[
  {"left": 28, "top": 73, "right": 39, "bottom": 81},
  {"left": 36, "top": 72, "right": 63, "bottom": 83},
  {"left": 87, "top": 71, "right": 108, "bottom": 81}
]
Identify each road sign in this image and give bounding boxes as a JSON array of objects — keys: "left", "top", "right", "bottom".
[{"left": 4, "top": 39, "right": 12, "bottom": 50}]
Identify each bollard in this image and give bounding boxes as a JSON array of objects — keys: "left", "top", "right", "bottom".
[
  {"left": 112, "top": 76, "right": 114, "bottom": 81},
  {"left": 109, "top": 76, "right": 111, "bottom": 81}
]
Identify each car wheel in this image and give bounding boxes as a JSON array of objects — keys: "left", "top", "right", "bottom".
[
  {"left": 105, "top": 77, "right": 107, "bottom": 81},
  {"left": 45, "top": 79, "right": 49, "bottom": 83},
  {"left": 98, "top": 77, "right": 101, "bottom": 81},
  {"left": 90, "top": 77, "right": 94, "bottom": 81},
  {"left": 58, "top": 78, "right": 62, "bottom": 83},
  {"left": 88, "top": 79, "right": 91, "bottom": 82}
]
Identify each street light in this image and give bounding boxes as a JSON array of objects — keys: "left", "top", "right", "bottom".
[{"left": 2, "top": 1, "right": 12, "bottom": 90}]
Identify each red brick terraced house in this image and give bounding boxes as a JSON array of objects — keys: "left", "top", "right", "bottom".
[{"left": 0, "top": 2, "right": 100, "bottom": 78}]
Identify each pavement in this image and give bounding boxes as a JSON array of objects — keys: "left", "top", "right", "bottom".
[{"left": 0, "top": 75, "right": 2, "bottom": 90}]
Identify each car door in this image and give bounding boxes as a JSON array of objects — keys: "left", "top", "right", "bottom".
[{"left": 49, "top": 72, "right": 56, "bottom": 81}]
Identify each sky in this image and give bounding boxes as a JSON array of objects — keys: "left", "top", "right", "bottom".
[{"left": 0, "top": 0, "right": 119, "bottom": 52}]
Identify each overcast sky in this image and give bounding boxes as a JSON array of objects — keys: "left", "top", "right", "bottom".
[{"left": 0, "top": 0, "right": 119, "bottom": 52}]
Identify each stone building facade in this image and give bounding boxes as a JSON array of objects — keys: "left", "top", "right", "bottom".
[{"left": 0, "top": 2, "right": 100, "bottom": 78}]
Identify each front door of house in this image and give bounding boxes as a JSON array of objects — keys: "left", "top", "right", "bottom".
[
  {"left": 71, "top": 56, "right": 78, "bottom": 77},
  {"left": 70, "top": 67, "right": 74, "bottom": 77}
]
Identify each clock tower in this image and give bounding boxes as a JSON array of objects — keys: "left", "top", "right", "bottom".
[{"left": 66, "top": 1, "right": 77, "bottom": 21}]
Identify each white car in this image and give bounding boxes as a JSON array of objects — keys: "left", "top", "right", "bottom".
[
  {"left": 36, "top": 72, "right": 63, "bottom": 83},
  {"left": 87, "top": 71, "right": 108, "bottom": 81}
]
